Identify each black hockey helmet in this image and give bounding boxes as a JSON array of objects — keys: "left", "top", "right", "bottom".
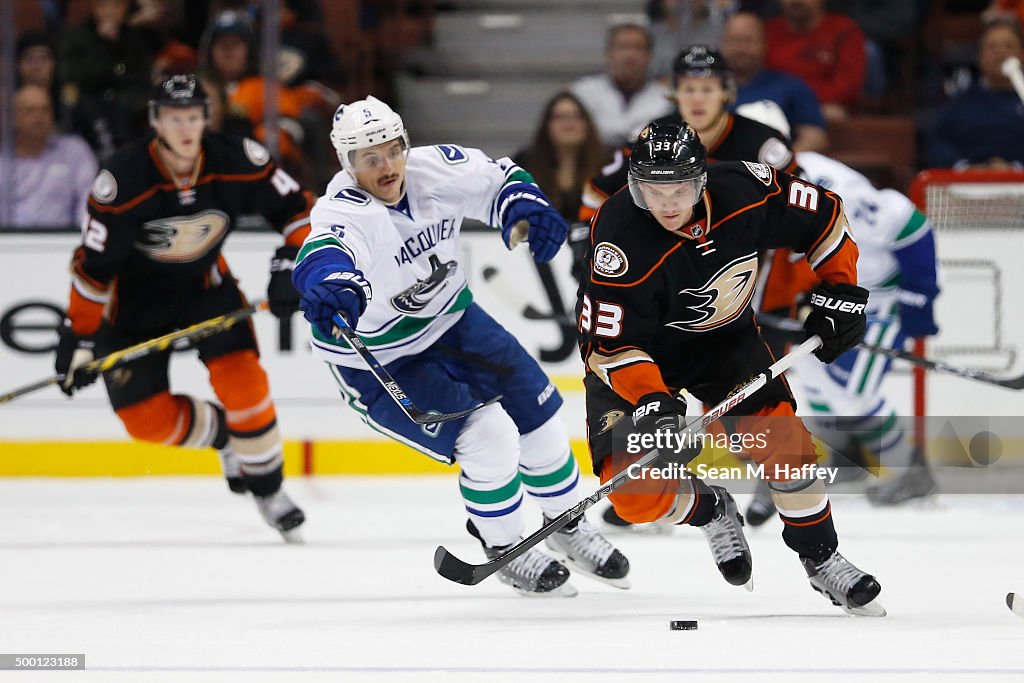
[
  {"left": 672, "top": 45, "right": 734, "bottom": 93},
  {"left": 627, "top": 120, "right": 707, "bottom": 209},
  {"left": 148, "top": 74, "right": 210, "bottom": 124}
]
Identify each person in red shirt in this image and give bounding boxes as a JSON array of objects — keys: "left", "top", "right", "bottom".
[{"left": 763, "top": 0, "right": 867, "bottom": 120}]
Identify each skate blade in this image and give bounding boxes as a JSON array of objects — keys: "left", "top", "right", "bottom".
[
  {"left": 604, "top": 525, "right": 675, "bottom": 536},
  {"left": 843, "top": 599, "right": 886, "bottom": 617},
  {"left": 514, "top": 581, "right": 579, "bottom": 598},
  {"left": 742, "top": 577, "right": 754, "bottom": 592},
  {"left": 563, "top": 559, "right": 631, "bottom": 590},
  {"left": 279, "top": 527, "right": 305, "bottom": 544},
  {"left": 544, "top": 547, "right": 631, "bottom": 590}
]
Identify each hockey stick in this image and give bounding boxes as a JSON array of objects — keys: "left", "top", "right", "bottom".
[
  {"left": 330, "top": 314, "right": 502, "bottom": 425},
  {"left": 757, "top": 312, "right": 1024, "bottom": 390},
  {"left": 1001, "top": 57, "right": 1024, "bottom": 106},
  {"left": 0, "top": 300, "right": 268, "bottom": 405},
  {"left": 433, "top": 335, "right": 823, "bottom": 586}
]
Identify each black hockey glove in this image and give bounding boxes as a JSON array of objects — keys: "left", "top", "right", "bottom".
[
  {"left": 632, "top": 392, "right": 702, "bottom": 463},
  {"left": 568, "top": 221, "right": 590, "bottom": 283},
  {"left": 632, "top": 392, "right": 686, "bottom": 434},
  {"left": 268, "top": 245, "right": 301, "bottom": 319},
  {"left": 54, "top": 323, "right": 98, "bottom": 397},
  {"left": 803, "top": 281, "right": 870, "bottom": 363}
]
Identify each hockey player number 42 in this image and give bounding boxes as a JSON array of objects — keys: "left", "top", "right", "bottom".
[
  {"left": 83, "top": 218, "right": 108, "bottom": 253},
  {"left": 270, "top": 168, "right": 301, "bottom": 196},
  {"left": 580, "top": 296, "right": 623, "bottom": 338}
]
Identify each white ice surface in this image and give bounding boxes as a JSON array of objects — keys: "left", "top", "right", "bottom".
[{"left": 1, "top": 476, "right": 1023, "bottom": 682}]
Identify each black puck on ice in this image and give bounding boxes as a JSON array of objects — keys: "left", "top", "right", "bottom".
[{"left": 669, "top": 620, "right": 698, "bottom": 631}]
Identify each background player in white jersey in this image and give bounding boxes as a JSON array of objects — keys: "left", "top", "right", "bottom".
[
  {"left": 738, "top": 104, "right": 941, "bottom": 521},
  {"left": 794, "top": 151, "right": 939, "bottom": 505},
  {"left": 291, "top": 96, "right": 629, "bottom": 596}
]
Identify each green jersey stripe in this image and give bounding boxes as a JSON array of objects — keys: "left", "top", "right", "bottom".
[{"left": 313, "top": 286, "right": 473, "bottom": 348}]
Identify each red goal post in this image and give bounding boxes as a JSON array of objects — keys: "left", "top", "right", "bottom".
[{"left": 909, "top": 169, "right": 1024, "bottom": 440}]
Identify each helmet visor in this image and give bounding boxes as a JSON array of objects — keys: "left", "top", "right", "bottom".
[
  {"left": 346, "top": 136, "right": 409, "bottom": 174},
  {"left": 628, "top": 173, "right": 706, "bottom": 212}
]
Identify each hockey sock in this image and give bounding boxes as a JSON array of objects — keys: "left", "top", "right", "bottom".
[
  {"left": 518, "top": 417, "right": 582, "bottom": 518},
  {"left": 455, "top": 404, "right": 526, "bottom": 547},
  {"left": 664, "top": 476, "right": 717, "bottom": 527},
  {"left": 243, "top": 464, "right": 284, "bottom": 497},
  {"left": 771, "top": 477, "right": 838, "bottom": 563}
]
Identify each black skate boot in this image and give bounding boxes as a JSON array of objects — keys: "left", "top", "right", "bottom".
[
  {"left": 469, "top": 521, "right": 576, "bottom": 597},
  {"left": 217, "top": 447, "right": 247, "bottom": 494},
  {"left": 866, "top": 449, "right": 937, "bottom": 506},
  {"left": 745, "top": 479, "right": 777, "bottom": 527},
  {"left": 600, "top": 505, "right": 673, "bottom": 535},
  {"left": 544, "top": 516, "right": 631, "bottom": 589},
  {"left": 698, "top": 486, "right": 753, "bottom": 590},
  {"left": 802, "top": 549, "right": 885, "bottom": 616},
  {"left": 254, "top": 490, "right": 306, "bottom": 543}
]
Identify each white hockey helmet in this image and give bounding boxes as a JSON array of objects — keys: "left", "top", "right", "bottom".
[
  {"left": 735, "top": 99, "right": 792, "bottom": 139},
  {"left": 330, "top": 96, "right": 410, "bottom": 172}
]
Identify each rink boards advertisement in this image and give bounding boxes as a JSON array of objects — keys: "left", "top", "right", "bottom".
[
  {"left": 2, "top": 230, "right": 1024, "bottom": 476},
  {"left": 0, "top": 231, "right": 588, "bottom": 475}
]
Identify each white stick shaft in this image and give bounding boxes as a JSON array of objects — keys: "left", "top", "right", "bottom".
[{"left": 1001, "top": 57, "right": 1024, "bottom": 106}]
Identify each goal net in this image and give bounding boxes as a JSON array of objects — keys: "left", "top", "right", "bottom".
[{"left": 910, "top": 169, "right": 1024, "bottom": 423}]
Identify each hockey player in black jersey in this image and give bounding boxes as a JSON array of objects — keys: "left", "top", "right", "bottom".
[
  {"left": 580, "top": 46, "right": 807, "bottom": 531},
  {"left": 54, "top": 74, "right": 315, "bottom": 540},
  {"left": 576, "top": 45, "right": 795, "bottom": 229},
  {"left": 578, "top": 120, "right": 884, "bottom": 615}
]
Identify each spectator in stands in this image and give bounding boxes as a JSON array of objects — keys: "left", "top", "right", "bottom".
[
  {"left": 57, "top": 0, "right": 157, "bottom": 160},
  {"left": 985, "top": 0, "right": 1024, "bottom": 27},
  {"left": 7, "top": 85, "right": 97, "bottom": 230},
  {"left": 646, "top": 0, "right": 737, "bottom": 81},
  {"left": 845, "top": 0, "right": 919, "bottom": 100},
  {"left": 763, "top": 0, "right": 867, "bottom": 120},
  {"left": 513, "top": 92, "right": 612, "bottom": 222},
  {"left": 571, "top": 23, "right": 673, "bottom": 147},
  {"left": 721, "top": 11, "right": 828, "bottom": 151},
  {"left": 924, "top": 19, "right": 1024, "bottom": 169},
  {"left": 200, "top": 10, "right": 309, "bottom": 181},
  {"left": 16, "top": 33, "right": 71, "bottom": 132}
]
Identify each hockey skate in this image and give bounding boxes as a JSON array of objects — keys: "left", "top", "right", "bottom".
[
  {"left": 544, "top": 516, "right": 631, "bottom": 589},
  {"left": 866, "top": 451, "right": 937, "bottom": 506},
  {"left": 217, "top": 447, "right": 247, "bottom": 494},
  {"left": 600, "top": 505, "right": 674, "bottom": 535},
  {"left": 469, "top": 521, "right": 576, "bottom": 596},
  {"left": 745, "top": 479, "right": 777, "bottom": 527},
  {"left": 254, "top": 489, "right": 306, "bottom": 543},
  {"left": 699, "top": 486, "right": 753, "bottom": 590},
  {"left": 802, "top": 550, "right": 885, "bottom": 617}
]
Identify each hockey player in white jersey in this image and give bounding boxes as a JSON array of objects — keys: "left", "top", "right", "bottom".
[
  {"left": 745, "top": 147, "right": 940, "bottom": 524},
  {"left": 292, "top": 96, "right": 630, "bottom": 595}
]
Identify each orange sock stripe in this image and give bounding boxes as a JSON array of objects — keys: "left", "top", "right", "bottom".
[{"left": 781, "top": 502, "right": 832, "bottom": 527}]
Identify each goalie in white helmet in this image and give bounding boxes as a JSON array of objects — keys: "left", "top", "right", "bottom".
[{"left": 292, "top": 96, "right": 631, "bottom": 595}]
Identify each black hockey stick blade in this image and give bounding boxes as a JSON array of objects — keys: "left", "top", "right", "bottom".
[
  {"left": 756, "top": 312, "right": 1024, "bottom": 390},
  {"left": 332, "top": 314, "right": 501, "bottom": 425},
  {"left": 434, "top": 335, "right": 822, "bottom": 586}
]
